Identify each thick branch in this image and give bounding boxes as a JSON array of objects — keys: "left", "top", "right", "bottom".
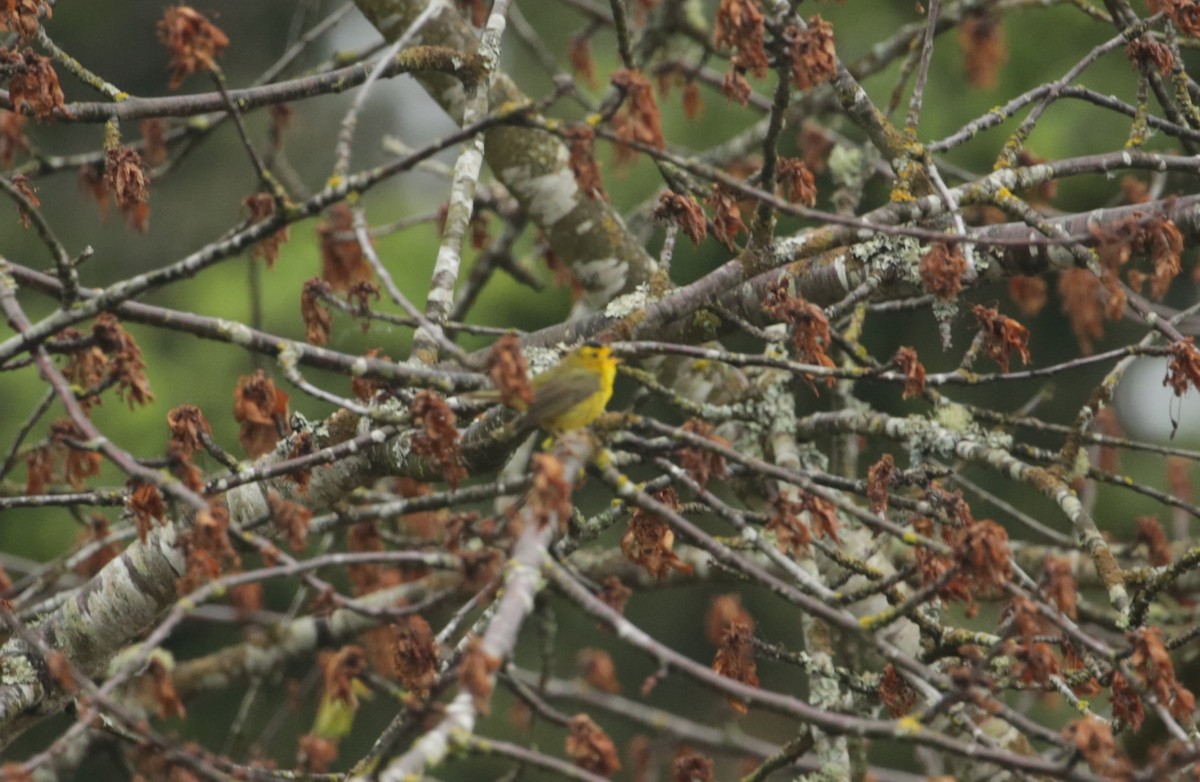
[{"left": 354, "top": 0, "right": 656, "bottom": 313}]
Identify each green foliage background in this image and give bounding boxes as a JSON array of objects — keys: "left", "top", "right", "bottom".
[{"left": 2, "top": 0, "right": 1196, "bottom": 774}]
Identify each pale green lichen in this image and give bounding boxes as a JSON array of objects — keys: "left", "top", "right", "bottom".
[
  {"left": 972, "top": 244, "right": 1000, "bottom": 279},
  {"left": 931, "top": 297, "right": 959, "bottom": 330},
  {"left": 2, "top": 652, "right": 37, "bottom": 684},
  {"left": 804, "top": 765, "right": 852, "bottom": 782},
  {"left": 828, "top": 145, "right": 864, "bottom": 189},
  {"left": 690, "top": 309, "right": 722, "bottom": 341},
  {"left": 215, "top": 318, "right": 255, "bottom": 346},
  {"left": 906, "top": 403, "right": 1015, "bottom": 464},
  {"left": 908, "top": 414, "right": 961, "bottom": 459},
  {"left": 849, "top": 234, "right": 923, "bottom": 287},
  {"left": 934, "top": 401, "right": 972, "bottom": 433},
  {"left": 277, "top": 343, "right": 300, "bottom": 372},
  {"left": 526, "top": 346, "right": 565, "bottom": 374},
  {"left": 796, "top": 440, "right": 830, "bottom": 472},
  {"left": 1068, "top": 447, "right": 1091, "bottom": 482},
  {"left": 979, "top": 427, "right": 1014, "bottom": 451},
  {"left": 603, "top": 282, "right": 652, "bottom": 318}
]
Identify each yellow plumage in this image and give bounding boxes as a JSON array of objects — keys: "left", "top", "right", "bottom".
[{"left": 521, "top": 345, "right": 619, "bottom": 433}]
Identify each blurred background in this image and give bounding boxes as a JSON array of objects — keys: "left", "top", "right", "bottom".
[{"left": 3, "top": 0, "right": 1198, "bottom": 775}]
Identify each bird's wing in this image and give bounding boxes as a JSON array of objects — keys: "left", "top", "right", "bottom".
[{"left": 523, "top": 368, "right": 601, "bottom": 425}]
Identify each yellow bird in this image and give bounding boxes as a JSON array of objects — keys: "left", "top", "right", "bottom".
[{"left": 519, "top": 344, "right": 620, "bottom": 433}]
